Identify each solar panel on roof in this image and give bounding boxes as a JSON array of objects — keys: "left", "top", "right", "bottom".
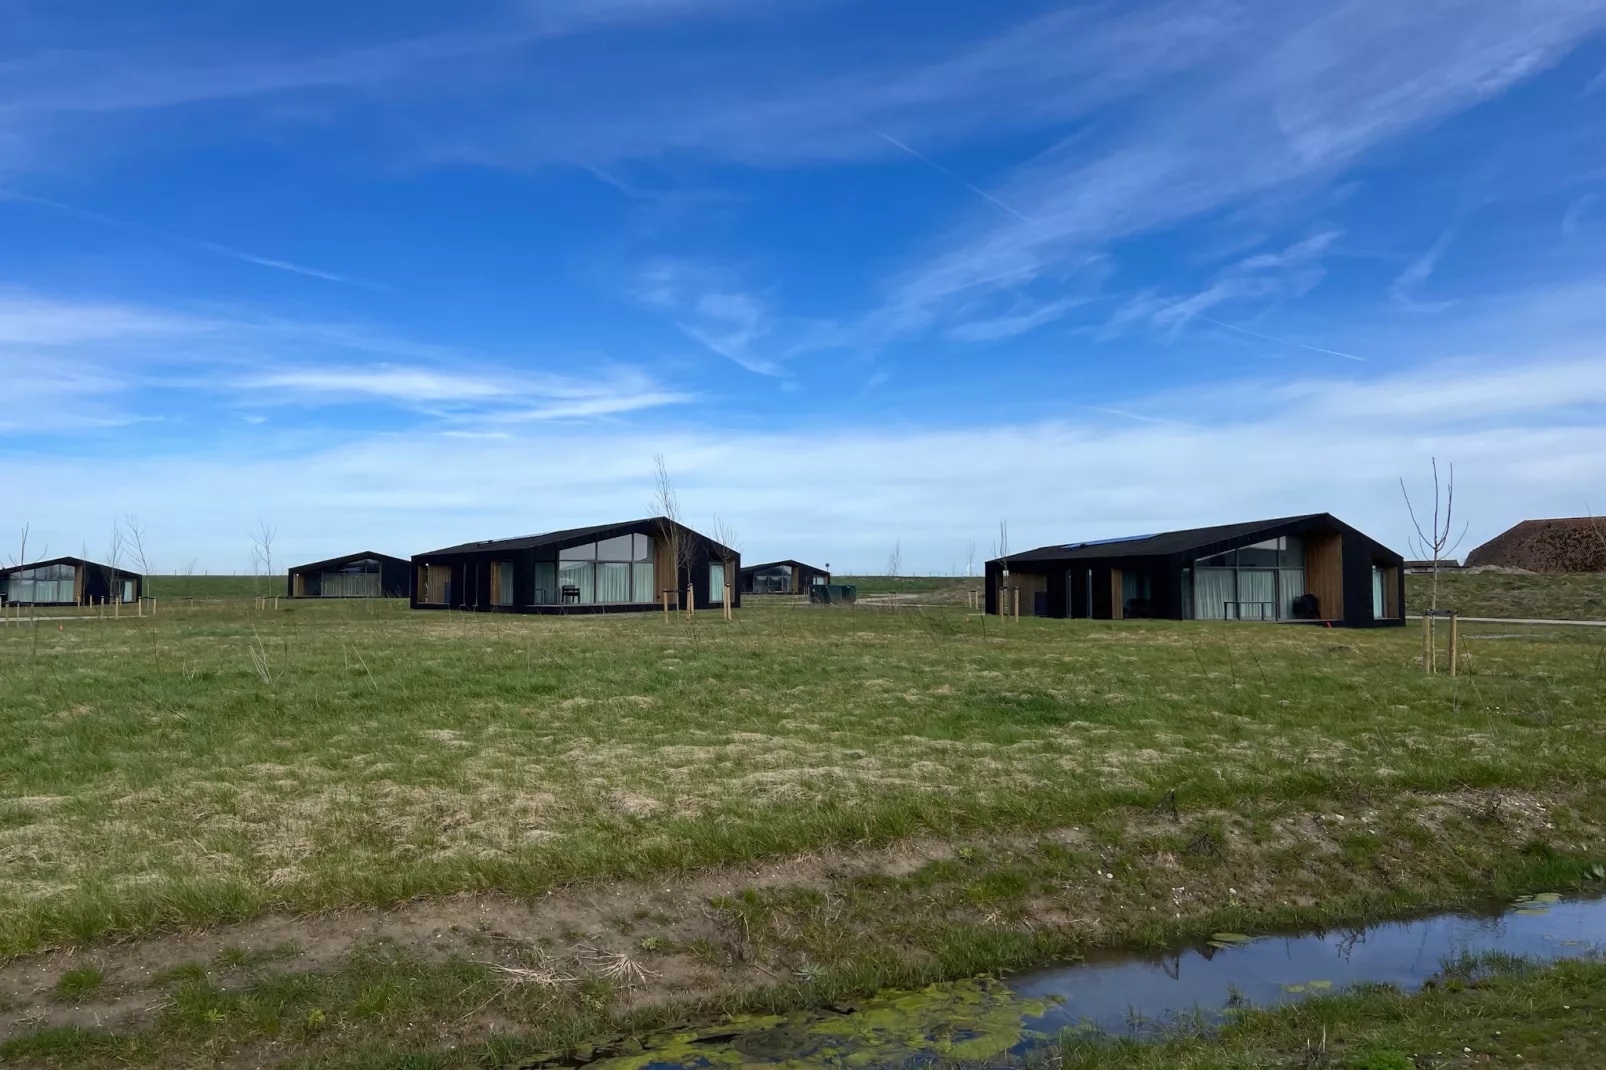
[{"left": 1061, "top": 533, "right": 1158, "bottom": 550}]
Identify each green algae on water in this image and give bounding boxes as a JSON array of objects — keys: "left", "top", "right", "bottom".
[{"left": 588, "top": 978, "right": 1049, "bottom": 1069}]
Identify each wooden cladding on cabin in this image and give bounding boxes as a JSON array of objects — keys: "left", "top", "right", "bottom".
[
  {"left": 1383, "top": 566, "right": 1401, "bottom": 619},
  {"left": 1304, "top": 531, "right": 1344, "bottom": 620},
  {"left": 417, "top": 564, "right": 451, "bottom": 605},
  {"left": 653, "top": 528, "right": 676, "bottom": 606},
  {"left": 1109, "top": 568, "right": 1123, "bottom": 620},
  {"left": 1013, "top": 572, "right": 1047, "bottom": 616}
]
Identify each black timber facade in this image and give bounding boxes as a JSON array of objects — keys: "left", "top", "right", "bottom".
[
  {"left": 985, "top": 513, "right": 1404, "bottom": 629},
  {"left": 0, "top": 556, "right": 143, "bottom": 606},
  {"left": 287, "top": 552, "right": 411, "bottom": 599},
  {"left": 738, "top": 559, "right": 830, "bottom": 595},
  {"left": 410, "top": 517, "right": 740, "bottom": 615}
]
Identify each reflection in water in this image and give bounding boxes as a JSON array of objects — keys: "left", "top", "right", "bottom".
[{"left": 575, "top": 896, "right": 1606, "bottom": 1069}]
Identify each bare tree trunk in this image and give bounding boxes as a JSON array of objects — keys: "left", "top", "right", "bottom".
[{"left": 1401, "top": 458, "right": 1469, "bottom": 668}]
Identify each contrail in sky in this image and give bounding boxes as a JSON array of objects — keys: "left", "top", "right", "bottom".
[{"left": 0, "top": 188, "right": 389, "bottom": 291}]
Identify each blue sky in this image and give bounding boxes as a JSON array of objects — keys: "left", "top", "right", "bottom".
[{"left": 4, "top": 0, "right": 1606, "bottom": 573}]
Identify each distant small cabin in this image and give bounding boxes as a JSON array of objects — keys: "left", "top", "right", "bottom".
[
  {"left": 0, "top": 556, "right": 142, "bottom": 606},
  {"left": 986, "top": 513, "right": 1404, "bottom": 628},
  {"left": 411, "top": 517, "right": 739, "bottom": 615},
  {"left": 287, "top": 552, "right": 411, "bottom": 598},
  {"left": 739, "top": 559, "right": 830, "bottom": 595}
]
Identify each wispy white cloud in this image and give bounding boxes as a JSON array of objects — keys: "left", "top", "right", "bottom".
[
  {"left": 945, "top": 296, "right": 1091, "bottom": 343},
  {"left": 6, "top": 348, "right": 1603, "bottom": 572},
  {"left": 882, "top": 0, "right": 1606, "bottom": 332},
  {"left": 1562, "top": 194, "right": 1595, "bottom": 237},
  {"left": 0, "top": 291, "right": 691, "bottom": 430},
  {"left": 1100, "top": 231, "right": 1363, "bottom": 360},
  {"left": 635, "top": 259, "right": 787, "bottom": 375},
  {"left": 1389, "top": 231, "right": 1456, "bottom": 313},
  {"left": 0, "top": 292, "right": 210, "bottom": 344},
  {"left": 243, "top": 364, "right": 691, "bottom": 420}
]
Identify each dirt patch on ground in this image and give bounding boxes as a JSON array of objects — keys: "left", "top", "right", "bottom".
[
  {"left": 1, "top": 787, "right": 1600, "bottom": 1044},
  {"left": 0, "top": 837, "right": 957, "bottom": 1038}
]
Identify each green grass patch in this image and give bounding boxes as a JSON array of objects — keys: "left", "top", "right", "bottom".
[
  {"left": 2, "top": 597, "right": 1604, "bottom": 954},
  {"left": 52, "top": 965, "right": 105, "bottom": 1001}
]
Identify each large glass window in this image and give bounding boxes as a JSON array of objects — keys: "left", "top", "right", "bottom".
[
  {"left": 596, "top": 535, "right": 633, "bottom": 561},
  {"left": 597, "top": 562, "right": 631, "bottom": 602},
  {"left": 558, "top": 560, "right": 594, "bottom": 603},
  {"left": 633, "top": 560, "right": 656, "bottom": 603},
  {"left": 1193, "top": 536, "right": 1307, "bottom": 620},
  {"left": 551, "top": 536, "right": 657, "bottom": 603},
  {"left": 321, "top": 558, "right": 381, "bottom": 598},
  {"left": 751, "top": 565, "right": 793, "bottom": 594},
  {"left": 1195, "top": 568, "right": 1237, "bottom": 620},
  {"left": 533, "top": 561, "right": 556, "bottom": 605},
  {"left": 1238, "top": 570, "right": 1276, "bottom": 620},
  {"left": 1281, "top": 569, "right": 1306, "bottom": 618},
  {"left": 709, "top": 562, "right": 726, "bottom": 603},
  {"left": 4, "top": 563, "right": 76, "bottom": 603}
]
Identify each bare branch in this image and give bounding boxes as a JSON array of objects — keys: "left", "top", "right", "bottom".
[
  {"left": 1400, "top": 457, "right": 1466, "bottom": 613},
  {"left": 124, "top": 515, "right": 152, "bottom": 576}
]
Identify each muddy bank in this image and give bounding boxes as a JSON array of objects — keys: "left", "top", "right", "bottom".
[{"left": 2, "top": 788, "right": 1603, "bottom": 1061}]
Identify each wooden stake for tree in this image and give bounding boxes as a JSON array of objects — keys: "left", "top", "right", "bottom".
[
  {"left": 1422, "top": 613, "right": 1433, "bottom": 673},
  {"left": 685, "top": 583, "right": 694, "bottom": 619},
  {"left": 1448, "top": 613, "right": 1459, "bottom": 677}
]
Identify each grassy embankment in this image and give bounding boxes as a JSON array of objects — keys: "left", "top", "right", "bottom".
[
  {"left": 144, "top": 574, "right": 276, "bottom": 599},
  {"left": 0, "top": 587, "right": 1603, "bottom": 1065},
  {"left": 1407, "top": 570, "right": 1606, "bottom": 621}
]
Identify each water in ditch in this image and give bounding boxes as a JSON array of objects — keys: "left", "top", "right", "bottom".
[{"left": 569, "top": 893, "right": 1606, "bottom": 1069}]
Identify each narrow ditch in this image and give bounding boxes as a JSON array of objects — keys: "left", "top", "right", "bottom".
[{"left": 534, "top": 893, "right": 1606, "bottom": 1069}]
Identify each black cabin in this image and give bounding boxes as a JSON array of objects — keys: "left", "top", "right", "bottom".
[
  {"left": 287, "top": 552, "right": 411, "bottom": 598},
  {"left": 985, "top": 513, "right": 1404, "bottom": 628},
  {"left": 738, "top": 559, "right": 830, "bottom": 595},
  {"left": 0, "top": 556, "right": 143, "bottom": 606},
  {"left": 410, "top": 517, "right": 740, "bottom": 615}
]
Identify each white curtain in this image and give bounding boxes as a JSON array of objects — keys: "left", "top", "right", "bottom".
[
  {"left": 597, "top": 562, "right": 631, "bottom": 603},
  {"left": 1238, "top": 570, "right": 1276, "bottom": 620},
  {"left": 558, "top": 561, "right": 594, "bottom": 603},
  {"left": 709, "top": 562, "right": 726, "bottom": 603},
  {"left": 321, "top": 571, "right": 381, "bottom": 598},
  {"left": 1194, "top": 569, "right": 1235, "bottom": 619},
  {"left": 632, "top": 561, "right": 655, "bottom": 603},
  {"left": 1280, "top": 569, "right": 1306, "bottom": 619}
]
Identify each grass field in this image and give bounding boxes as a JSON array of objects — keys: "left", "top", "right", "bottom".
[
  {"left": 143, "top": 574, "right": 275, "bottom": 599},
  {"left": 1, "top": 593, "right": 1603, "bottom": 1064},
  {"left": 1408, "top": 569, "right": 1606, "bottom": 620}
]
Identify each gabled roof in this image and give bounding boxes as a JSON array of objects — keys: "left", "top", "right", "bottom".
[
  {"left": 417, "top": 517, "right": 735, "bottom": 559},
  {"left": 0, "top": 555, "right": 142, "bottom": 578},
  {"left": 288, "top": 551, "right": 409, "bottom": 574},
  {"left": 739, "top": 559, "right": 828, "bottom": 575},
  {"left": 996, "top": 513, "right": 1336, "bottom": 564}
]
